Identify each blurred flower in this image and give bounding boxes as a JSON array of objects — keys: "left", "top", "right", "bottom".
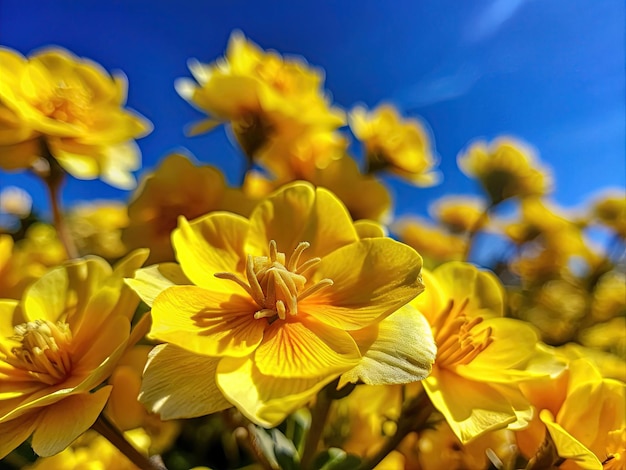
[
  {"left": 411, "top": 262, "right": 539, "bottom": 443},
  {"left": 392, "top": 217, "right": 467, "bottom": 268},
  {"left": 590, "top": 270, "right": 626, "bottom": 322},
  {"left": 0, "top": 250, "right": 147, "bottom": 458},
  {"left": 0, "top": 185, "right": 32, "bottom": 219},
  {"left": 66, "top": 200, "right": 129, "bottom": 260},
  {"left": 24, "top": 429, "right": 151, "bottom": 470},
  {"left": 558, "top": 343, "right": 626, "bottom": 383},
  {"left": 457, "top": 137, "right": 552, "bottom": 205},
  {"left": 349, "top": 103, "right": 440, "bottom": 186},
  {"left": 0, "top": 46, "right": 151, "bottom": 189},
  {"left": 122, "top": 152, "right": 254, "bottom": 264},
  {"left": 176, "top": 31, "right": 344, "bottom": 159},
  {"left": 428, "top": 195, "right": 489, "bottom": 234},
  {"left": 589, "top": 190, "right": 626, "bottom": 238},
  {"left": 0, "top": 224, "right": 66, "bottom": 299},
  {"left": 518, "top": 359, "right": 625, "bottom": 469},
  {"left": 578, "top": 317, "right": 626, "bottom": 360},
  {"left": 129, "top": 182, "right": 432, "bottom": 427}
]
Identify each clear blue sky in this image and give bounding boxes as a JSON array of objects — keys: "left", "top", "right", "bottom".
[{"left": 1, "top": 0, "right": 624, "bottom": 219}]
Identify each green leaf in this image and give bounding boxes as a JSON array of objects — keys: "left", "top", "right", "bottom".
[{"left": 312, "top": 447, "right": 362, "bottom": 470}]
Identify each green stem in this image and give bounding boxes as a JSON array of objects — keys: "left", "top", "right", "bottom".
[
  {"left": 357, "top": 390, "right": 435, "bottom": 470},
  {"left": 92, "top": 414, "right": 165, "bottom": 470},
  {"left": 463, "top": 203, "right": 494, "bottom": 262}
]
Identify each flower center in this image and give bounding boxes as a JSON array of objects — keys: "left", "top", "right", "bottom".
[
  {"left": 34, "top": 78, "right": 92, "bottom": 125},
  {"left": 7, "top": 320, "right": 73, "bottom": 385},
  {"left": 215, "top": 240, "right": 333, "bottom": 323},
  {"left": 431, "top": 299, "right": 493, "bottom": 369}
]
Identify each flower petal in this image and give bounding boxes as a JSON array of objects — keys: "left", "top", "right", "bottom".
[
  {"left": 303, "top": 238, "right": 424, "bottom": 330},
  {"left": 126, "top": 262, "right": 191, "bottom": 307},
  {"left": 150, "top": 286, "right": 264, "bottom": 357},
  {"left": 424, "top": 369, "right": 520, "bottom": 443},
  {"left": 340, "top": 304, "right": 436, "bottom": 387},
  {"left": 217, "top": 357, "right": 336, "bottom": 428},
  {"left": 173, "top": 213, "right": 249, "bottom": 289},
  {"left": 254, "top": 316, "right": 360, "bottom": 378},
  {"left": 139, "top": 344, "right": 232, "bottom": 420},
  {"left": 30, "top": 386, "right": 112, "bottom": 457},
  {"left": 246, "top": 182, "right": 358, "bottom": 261},
  {"left": 0, "top": 410, "right": 38, "bottom": 459}
]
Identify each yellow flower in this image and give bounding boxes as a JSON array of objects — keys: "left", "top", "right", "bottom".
[
  {"left": 128, "top": 182, "right": 434, "bottom": 427},
  {"left": 123, "top": 152, "right": 256, "bottom": 264},
  {"left": 458, "top": 137, "right": 552, "bottom": 204},
  {"left": 518, "top": 359, "right": 625, "bottom": 469},
  {"left": 412, "top": 261, "right": 540, "bottom": 443},
  {"left": 589, "top": 190, "right": 626, "bottom": 238},
  {"left": 428, "top": 195, "right": 489, "bottom": 234},
  {"left": 0, "top": 46, "right": 151, "bottom": 189},
  {"left": 0, "top": 224, "right": 66, "bottom": 300},
  {"left": 0, "top": 250, "right": 147, "bottom": 458},
  {"left": 349, "top": 104, "right": 440, "bottom": 186},
  {"left": 590, "top": 271, "right": 626, "bottom": 322},
  {"left": 176, "top": 31, "right": 344, "bottom": 158},
  {"left": 66, "top": 200, "right": 129, "bottom": 260}
]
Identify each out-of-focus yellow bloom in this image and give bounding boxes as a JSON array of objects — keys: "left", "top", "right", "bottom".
[
  {"left": 558, "top": 343, "right": 626, "bottom": 383},
  {"left": 349, "top": 104, "right": 440, "bottom": 186},
  {"left": 0, "top": 46, "right": 151, "bottom": 189},
  {"left": 404, "top": 420, "right": 516, "bottom": 470},
  {"left": 412, "top": 262, "right": 540, "bottom": 443},
  {"left": 0, "top": 250, "right": 147, "bottom": 458},
  {"left": 589, "top": 190, "right": 626, "bottom": 238},
  {"left": 128, "top": 182, "right": 434, "bottom": 427},
  {"left": 458, "top": 137, "right": 552, "bottom": 205},
  {"left": 176, "top": 31, "right": 344, "bottom": 158},
  {"left": 0, "top": 185, "right": 32, "bottom": 220},
  {"left": 66, "top": 200, "right": 129, "bottom": 260},
  {"left": 0, "top": 224, "right": 66, "bottom": 299},
  {"left": 578, "top": 317, "right": 626, "bottom": 360},
  {"left": 590, "top": 271, "right": 626, "bottom": 322},
  {"left": 24, "top": 429, "right": 150, "bottom": 470},
  {"left": 122, "top": 153, "right": 254, "bottom": 264},
  {"left": 429, "top": 195, "right": 489, "bottom": 234},
  {"left": 518, "top": 359, "right": 625, "bottom": 469},
  {"left": 392, "top": 217, "right": 467, "bottom": 268}
]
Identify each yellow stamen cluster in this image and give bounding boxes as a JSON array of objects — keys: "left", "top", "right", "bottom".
[
  {"left": 8, "top": 320, "right": 73, "bottom": 385},
  {"left": 432, "top": 299, "right": 493, "bottom": 368},
  {"left": 36, "top": 79, "right": 92, "bottom": 125},
  {"left": 216, "top": 240, "right": 333, "bottom": 322}
]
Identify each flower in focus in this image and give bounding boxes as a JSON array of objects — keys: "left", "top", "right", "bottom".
[
  {"left": 175, "top": 32, "right": 344, "bottom": 159},
  {"left": 0, "top": 224, "right": 66, "bottom": 299},
  {"left": 129, "top": 182, "right": 434, "bottom": 427},
  {"left": 457, "top": 137, "right": 552, "bottom": 205},
  {"left": 349, "top": 103, "right": 440, "bottom": 186},
  {"left": 411, "top": 261, "right": 540, "bottom": 443},
  {"left": 66, "top": 200, "right": 129, "bottom": 260},
  {"left": 0, "top": 46, "right": 151, "bottom": 189},
  {"left": 0, "top": 250, "right": 147, "bottom": 458},
  {"left": 123, "top": 153, "right": 255, "bottom": 264},
  {"left": 517, "top": 359, "right": 625, "bottom": 469}
]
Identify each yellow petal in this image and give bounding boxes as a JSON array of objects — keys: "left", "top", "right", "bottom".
[
  {"left": 246, "top": 182, "right": 358, "bottom": 261},
  {"left": 340, "top": 304, "right": 436, "bottom": 387},
  {"left": 150, "top": 286, "right": 264, "bottom": 357},
  {"left": 173, "top": 213, "right": 249, "bottom": 290},
  {"left": 139, "top": 344, "right": 232, "bottom": 420},
  {"left": 0, "top": 410, "right": 38, "bottom": 459},
  {"left": 304, "top": 238, "right": 423, "bottom": 330},
  {"left": 354, "top": 220, "right": 387, "bottom": 239},
  {"left": 0, "top": 300, "right": 19, "bottom": 340},
  {"left": 31, "top": 386, "right": 112, "bottom": 457},
  {"left": 254, "top": 316, "right": 360, "bottom": 378},
  {"left": 126, "top": 263, "right": 190, "bottom": 307},
  {"left": 216, "top": 357, "right": 336, "bottom": 428},
  {"left": 424, "top": 369, "right": 519, "bottom": 443},
  {"left": 540, "top": 409, "right": 603, "bottom": 469}
]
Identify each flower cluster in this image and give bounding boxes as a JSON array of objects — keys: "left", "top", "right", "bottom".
[{"left": 1, "top": 32, "right": 624, "bottom": 470}]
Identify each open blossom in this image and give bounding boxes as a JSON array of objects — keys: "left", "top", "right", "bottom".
[
  {"left": 175, "top": 31, "right": 344, "bottom": 158},
  {"left": 0, "top": 46, "right": 151, "bottom": 189},
  {"left": 411, "top": 261, "right": 542, "bottom": 443},
  {"left": 128, "top": 182, "right": 435, "bottom": 427},
  {"left": 0, "top": 250, "right": 147, "bottom": 458},
  {"left": 349, "top": 103, "right": 440, "bottom": 186}
]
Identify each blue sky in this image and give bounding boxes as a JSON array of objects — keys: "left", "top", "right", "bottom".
[{"left": 1, "top": 0, "right": 624, "bottom": 219}]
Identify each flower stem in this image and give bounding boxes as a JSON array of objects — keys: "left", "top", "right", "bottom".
[
  {"left": 92, "top": 414, "right": 166, "bottom": 470},
  {"left": 524, "top": 429, "right": 564, "bottom": 469},
  {"left": 463, "top": 203, "right": 493, "bottom": 262},
  {"left": 357, "top": 389, "right": 435, "bottom": 470},
  {"left": 35, "top": 139, "right": 78, "bottom": 259}
]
